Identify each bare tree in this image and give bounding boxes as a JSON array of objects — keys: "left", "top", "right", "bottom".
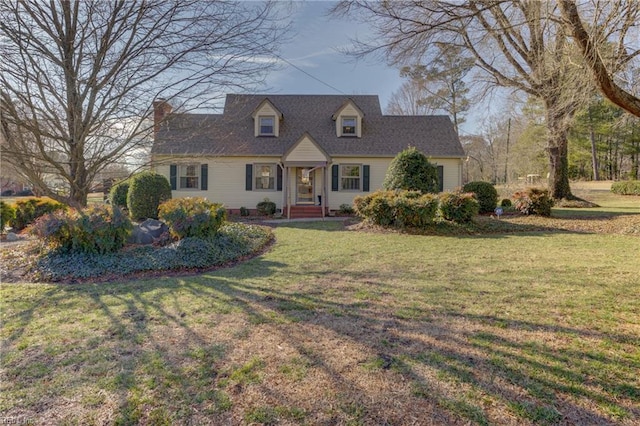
[
  {"left": 386, "top": 80, "right": 432, "bottom": 116},
  {"left": 333, "top": 1, "right": 597, "bottom": 200},
  {"left": 0, "top": 0, "right": 290, "bottom": 207},
  {"left": 559, "top": 0, "right": 640, "bottom": 118}
]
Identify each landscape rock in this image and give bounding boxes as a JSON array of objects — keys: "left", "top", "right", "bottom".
[
  {"left": 5, "top": 232, "right": 19, "bottom": 242},
  {"left": 129, "top": 219, "right": 168, "bottom": 245}
]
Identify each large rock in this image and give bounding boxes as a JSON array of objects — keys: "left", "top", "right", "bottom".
[
  {"left": 129, "top": 219, "right": 168, "bottom": 245},
  {"left": 5, "top": 232, "right": 19, "bottom": 242}
]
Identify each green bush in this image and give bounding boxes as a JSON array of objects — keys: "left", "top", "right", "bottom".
[
  {"left": 109, "top": 179, "right": 130, "bottom": 208},
  {"left": 256, "top": 198, "right": 276, "bottom": 216},
  {"left": 513, "top": 187, "right": 554, "bottom": 216},
  {"left": 611, "top": 180, "right": 640, "bottom": 195},
  {"left": 1, "top": 201, "right": 16, "bottom": 232},
  {"left": 240, "top": 206, "right": 250, "bottom": 217},
  {"left": 158, "top": 197, "right": 226, "bottom": 240},
  {"left": 31, "top": 205, "right": 132, "bottom": 254},
  {"left": 383, "top": 147, "right": 439, "bottom": 193},
  {"left": 500, "top": 198, "right": 513, "bottom": 207},
  {"left": 127, "top": 171, "right": 172, "bottom": 220},
  {"left": 338, "top": 203, "right": 354, "bottom": 215},
  {"left": 463, "top": 181, "right": 498, "bottom": 214},
  {"left": 354, "top": 190, "right": 438, "bottom": 228},
  {"left": 10, "top": 197, "right": 67, "bottom": 231},
  {"left": 438, "top": 191, "right": 479, "bottom": 223}
]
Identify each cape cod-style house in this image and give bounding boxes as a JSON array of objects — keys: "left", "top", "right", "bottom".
[{"left": 151, "top": 94, "right": 465, "bottom": 218}]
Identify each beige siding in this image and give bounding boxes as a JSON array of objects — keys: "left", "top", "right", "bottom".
[
  {"left": 334, "top": 103, "right": 363, "bottom": 137},
  {"left": 284, "top": 136, "right": 327, "bottom": 162},
  {"left": 253, "top": 103, "right": 280, "bottom": 137}
]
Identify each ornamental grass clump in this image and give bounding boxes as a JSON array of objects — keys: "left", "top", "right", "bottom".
[
  {"left": 513, "top": 187, "right": 554, "bottom": 216},
  {"left": 158, "top": 197, "right": 226, "bottom": 240},
  {"left": 438, "top": 191, "right": 479, "bottom": 223},
  {"left": 31, "top": 205, "right": 132, "bottom": 254}
]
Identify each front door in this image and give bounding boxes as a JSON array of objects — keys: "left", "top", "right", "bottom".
[{"left": 296, "top": 168, "right": 314, "bottom": 204}]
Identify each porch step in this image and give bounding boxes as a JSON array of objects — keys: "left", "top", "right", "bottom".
[{"left": 285, "top": 206, "right": 327, "bottom": 219}]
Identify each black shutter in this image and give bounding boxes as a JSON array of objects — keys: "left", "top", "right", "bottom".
[
  {"left": 200, "top": 164, "right": 208, "bottom": 190},
  {"left": 362, "top": 165, "right": 370, "bottom": 192},
  {"left": 277, "top": 165, "right": 283, "bottom": 191},
  {"left": 245, "top": 164, "right": 253, "bottom": 191},
  {"left": 331, "top": 164, "right": 339, "bottom": 191},
  {"left": 437, "top": 165, "right": 444, "bottom": 192},
  {"left": 169, "top": 164, "right": 177, "bottom": 190}
]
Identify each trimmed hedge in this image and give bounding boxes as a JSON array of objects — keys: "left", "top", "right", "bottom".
[
  {"left": 354, "top": 190, "right": 439, "bottom": 228},
  {"left": 463, "top": 181, "right": 498, "bottom": 214},
  {"left": 1, "top": 201, "right": 16, "bottom": 232},
  {"left": 109, "top": 179, "right": 130, "bottom": 208},
  {"left": 513, "top": 187, "right": 554, "bottom": 216},
  {"left": 500, "top": 198, "right": 513, "bottom": 207},
  {"left": 438, "top": 191, "right": 479, "bottom": 223},
  {"left": 30, "top": 205, "right": 132, "bottom": 254},
  {"left": 10, "top": 197, "right": 67, "bottom": 231},
  {"left": 611, "top": 180, "right": 640, "bottom": 196},
  {"left": 257, "top": 199, "right": 276, "bottom": 216},
  {"left": 158, "top": 197, "right": 226, "bottom": 240},
  {"left": 127, "top": 171, "right": 172, "bottom": 220},
  {"left": 383, "top": 147, "right": 439, "bottom": 193}
]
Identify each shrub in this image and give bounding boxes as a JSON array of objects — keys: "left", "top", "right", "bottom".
[
  {"left": 513, "top": 187, "right": 554, "bottom": 216},
  {"left": 463, "top": 181, "right": 498, "bottom": 214},
  {"left": 31, "top": 205, "right": 132, "bottom": 254},
  {"left": 109, "top": 179, "right": 130, "bottom": 208},
  {"left": 1, "top": 201, "right": 16, "bottom": 232},
  {"left": 338, "top": 203, "right": 354, "bottom": 215},
  {"left": 10, "top": 197, "right": 67, "bottom": 231},
  {"left": 256, "top": 198, "right": 276, "bottom": 216},
  {"left": 354, "top": 190, "right": 438, "bottom": 228},
  {"left": 127, "top": 171, "right": 172, "bottom": 220},
  {"left": 611, "top": 180, "right": 640, "bottom": 196},
  {"left": 240, "top": 206, "right": 250, "bottom": 217},
  {"left": 158, "top": 197, "right": 226, "bottom": 240},
  {"left": 383, "top": 147, "right": 439, "bottom": 193},
  {"left": 438, "top": 191, "right": 479, "bottom": 223},
  {"left": 500, "top": 198, "right": 512, "bottom": 207}
]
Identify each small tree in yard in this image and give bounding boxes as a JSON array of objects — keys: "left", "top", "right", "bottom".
[
  {"left": 383, "top": 147, "right": 439, "bottom": 193},
  {"left": 127, "top": 172, "right": 172, "bottom": 221}
]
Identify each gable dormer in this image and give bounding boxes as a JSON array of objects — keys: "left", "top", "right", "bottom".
[
  {"left": 251, "top": 98, "right": 283, "bottom": 137},
  {"left": 332, "top": 99, "right": 364, "bottom": 138}
]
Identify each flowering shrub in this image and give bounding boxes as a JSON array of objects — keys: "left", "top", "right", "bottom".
[
  {"left": 158, "top": 197, "right": 226, "bottom": 239},
  {"left": 31, "top": 205, "right": 132, "bottom": 254},
  {"left": 513, "top": 187, "right": 554, "bottom": 216},
  {"left": 438, "top": 191, "right": 479, "bottom": 223}
]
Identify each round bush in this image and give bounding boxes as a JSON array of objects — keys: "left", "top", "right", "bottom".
[
  {"left": 256, "top": 199, "right": 276, "bottom": 216},
  {"left": 438, "top": 191, "right": 479, "bottom": 223},
  {"left": 158, "top": 197, "right": 226, "bottom": 240},
  {"left": 10, "top": 197, "right": 67, "bottom": 231},
  {"left": 109, "top": 179, "right": 130, "bottom": 208},
  {"left": 500, "top": 198, "right": 512, "bottom": 207},
  {"left": 463, "top": 181, "right": 498, "bottom": 214},
  {"left": 512, "top": 187, "right": 554, "bottom": 216},
  {"left": 31, "top": 205, "right": 132, "bottom": 254},
  {"left": 383, "top": 147, "right": 439, "bottom": 193},
  {"left": 1, "top": 201, "right": 16, "bottom": 231},
  {"left": 127, "top": 171, "right": 172, "bottom": 220}
]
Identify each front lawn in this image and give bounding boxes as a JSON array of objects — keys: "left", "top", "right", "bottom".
[{"left": 1, "top": 193, "right": 639, "bottom": 425}]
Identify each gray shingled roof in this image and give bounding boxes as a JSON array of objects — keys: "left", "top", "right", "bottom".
[{"left": 151, "top": 94, "right": 465, "bottom": 158}]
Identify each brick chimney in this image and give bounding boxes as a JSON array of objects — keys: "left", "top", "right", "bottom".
[{"left": 153, "top": 99, "right": 172, "bottom": 135}]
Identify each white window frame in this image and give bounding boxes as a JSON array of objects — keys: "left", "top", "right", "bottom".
[
  {"left": 179, "top": 164, "right": 200, "bottom": 190},
  {"left": 254, "top": 163, "right": 276, "bottom": 191},
  {"left": 340, "top": 164, "right": 361, "bottom": 191},
  {"left": 259, "top": 116, "right": 275, "bottom": 136},
  {"left": 341, "top": 116, "right": 357, "bottom": 136}
]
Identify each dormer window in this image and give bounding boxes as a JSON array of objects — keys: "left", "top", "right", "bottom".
[
  {"left": 341, "top": 117, "right": 357, "bottom": 136},
  {"left": 259, "top": 116, "right": 275, "bottom": 136}
]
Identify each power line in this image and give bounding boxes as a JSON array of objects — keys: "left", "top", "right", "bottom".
[{"left": 273, "top": 53, "right": 346, "bottom": 95}]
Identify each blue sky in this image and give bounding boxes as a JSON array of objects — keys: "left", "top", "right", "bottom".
[{"left": 263, "top": 2, "right": 403, "bottom": 111}]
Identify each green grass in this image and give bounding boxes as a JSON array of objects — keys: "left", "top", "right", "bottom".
[{"left": 1, "top": 192, "right": 639, "bottom": 424}]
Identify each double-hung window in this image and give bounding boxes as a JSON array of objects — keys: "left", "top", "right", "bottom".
[
  {"left": 340, "top": 164, "right": 361, "bottom": 190},
  {"left": 259, "top": 116, "right": 275, "bottom": 136},
  {"left": 254, "top": 164, "right": 275, "bottom": 190},
  {"left": 179, "top": 164, "right": 200, "bottom": 189},
  {"left": 341, "top": 117, "right": 357, "bottom": 136}
]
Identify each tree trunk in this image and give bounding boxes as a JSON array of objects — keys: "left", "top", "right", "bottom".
[
  {"left": 545, "top": 104, "right": 574, "bottom": 200},
  {"left": 588, "top": 109, "right": 600, "bottom": 180}
]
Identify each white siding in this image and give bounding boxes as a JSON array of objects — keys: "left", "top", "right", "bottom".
[{"left": 284, "top": 136, "right": 327, "bottom": 162}]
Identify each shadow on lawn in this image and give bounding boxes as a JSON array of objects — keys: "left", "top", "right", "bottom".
[{"left": 3, "top": 255, "right": 638, "bottom": 424}]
